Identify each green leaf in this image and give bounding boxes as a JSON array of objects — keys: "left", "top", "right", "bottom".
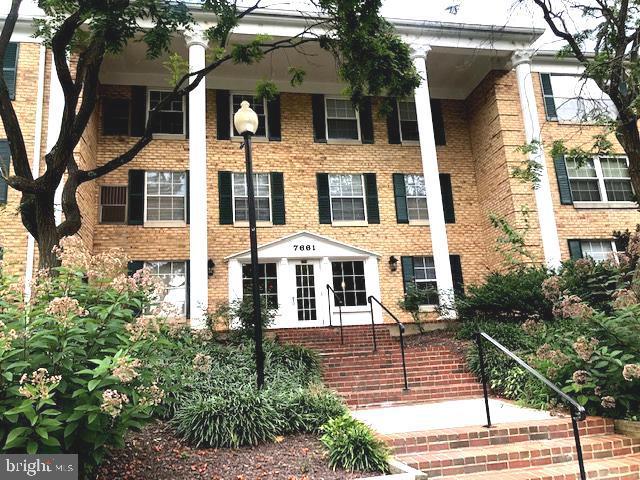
[
  {"left": 88, "top": 379, "right": 101, "bottom": 391},
  {"left": 40, "top": 436, "right": 60, "bottom": 447},
  {"left": 63, "top": 422, "right": 78, "bottom": 438},
  {"left": 35, "top": 427, "right": 49, "bottom": 440},
  {"left": 26, "top": 440, "right": 38, "bottom": 454},
  {"left": 4, "top": 427, "right": 30, "bottom": 448}
]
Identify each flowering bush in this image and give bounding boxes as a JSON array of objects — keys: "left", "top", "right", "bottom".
[{"left": 0, "top": 238, "right": 170, "bottom": 475}]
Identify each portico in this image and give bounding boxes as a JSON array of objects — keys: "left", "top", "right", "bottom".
[{"left": 226, "top": 231, "right": 383, "bottom": 329}]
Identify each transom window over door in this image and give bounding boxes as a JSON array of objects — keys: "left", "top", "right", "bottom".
[
  {"left": 566, "top": 156, "right": 633, "bottom": 203},
  {"left": 242, "top": 263, "right": 278, "bottom": 308},
  {"left": 145, "top": 172, "right": 187, "bottom": 222},
  {"left": 332, "top": 261, "right": 367, "bottom": 307},
  {"left": 398, "top": 100, "right": 419, "bottom": 141},
  {"left": 325, "top": 98, "right": 360, "bottom": 140},
  {"left": 231, "top": 94, "right": 267, "bottom": 137},
  {"left": 145, "top": 261, "right": 187, "bottom": 315},
  {"left": 233, "top": 173, "right": 271, "bottom": 222},
  {"left": 329, "top": 174, "right": 366, "bottom": 222},
  {"left": 404, "top": 174, "right": 428, "bottom": 221},
  {"left": 148, "top": 90, "right": 185, "bottom": 135}
]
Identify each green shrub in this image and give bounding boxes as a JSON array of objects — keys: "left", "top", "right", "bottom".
[
  {"left": 171, "top": 387, "right": 282, "bottom": 448},
  {"left": 276, "top": 384, "right": 347, "bottom": 434},
  {"left": 0, "top": 238, "right": 170, "bottom": 474},
  {"left": 208, "top": 297, "right": 276, "bottom": 337},
  {"left": 398, "top": 283, "right": 439, "bottom": 332},
  {"left": 456, "top": 266, "right": 553, "bottom": 323},
  {"left": 320, "top": 414, "right": 389, "bottom": 473}
]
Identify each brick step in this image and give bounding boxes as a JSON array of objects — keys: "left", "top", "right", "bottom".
[
  {"left": 436, "top": 453, "right": 640, "bottom": 480},
  {"left": 325, "top": 371, "right": 475, "bottom": 385},
  {"left": 321, "top": 352, "right": 466, "bottom": 364},
  {"left": 382, "top": 417, "right": 615, "bottom": 455},
  {"left": 342, "top": 383, "right": 484, "bottom": 407},
  {"left": 329, "top": 374, "right": 478, "bottom": 393},
  {"left": 322, "top": 362, "right": 469, "bottom": 375},
  {"left": 397, "top": 435, "right": 640, "bottom": 477}
]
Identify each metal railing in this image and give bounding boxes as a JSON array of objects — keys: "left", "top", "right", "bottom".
[
  {"left": 475, "top": 331, "right": 587, "bottom": 480},
  {"left": 368, "top": 295, "right": 408, "bottom": 390},
  {"left": 326, "top": 285, "right": 344, "bottom": 344}
]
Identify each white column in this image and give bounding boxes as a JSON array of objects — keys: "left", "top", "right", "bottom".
[
  {"left": 512, "top": 50, "right": 562, "bottom": 270},
  {"left": 45, "top": 52, "right": 65, "bottom": 225},
  {"left": 412, "top": 46, "right": 455, "bottom": 314},
  {"left": 185, "top": 29, "right": 209, "bottom": 328}
]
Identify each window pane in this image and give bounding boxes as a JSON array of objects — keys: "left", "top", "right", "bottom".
[
  {"left": 145, "top": 261, "right": 187, "bottom": 315},
  {"left": 550, "top": 75, "right": 618, "bottom": 122},
  {"left": 326, "top": 99, "right": 356, "bottom": 119},
  {"left": 233, "top": 173, "right": 271, "bottom": 222},
  {"left": 327, "top": 119, "right": 359, "bottom": 140},
  {"left": 566, "top": 158, "right": 597, "bottom": 178},
  {"left": 569, "top": 179, "right": 601, "bottom": 202},
  {"left": 601, "top": 158, "right": 630, "bottom": 178},
  {"left": 242, "top": 263, "right": 278, "bottom": 309},
  {"left": 149, "top": 91, "right": 184, "bottom": 135},
  {"left": 400, "top": 121, "right": 419, "bottom": 141},
  {"left": 581, "top": 240, "right": 613, "bottom": 262},
  {"left": 146, "top": 171, "right": 186, "bottom": 222},
  {"left": 604, "top": 179, "right": 634, "bottom": 202},
  {"left": 331, "top": 261, "right": 367, "bottom": 307}
]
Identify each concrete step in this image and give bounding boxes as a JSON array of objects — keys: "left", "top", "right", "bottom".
[{"left": 343, "top": 383, "right": 484, "bottom": 407}]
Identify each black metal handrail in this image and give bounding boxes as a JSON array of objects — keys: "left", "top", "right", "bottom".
[
  {"left": 475, "top": 331, "right": 587, "bottom": 480},
  {"left": 368, "top": 296, "right": 408, "bottom": 390},
  {"left": 326, "top": 285, "right": 344, "bottom": 344}
]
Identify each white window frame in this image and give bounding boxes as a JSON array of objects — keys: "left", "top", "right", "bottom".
[
  {"left": 412, "top": 256, "right": 438, "bottom": 306},
  {"left": 397, "top": 99, "right": 419, "bottom": 144},
  {"left": 404, "top": 174, "right": 429, "bottom": 223},
  {"left": 546, "top": 73, "right": 618, "bottom": 124},
  {"left": 143, "top": 171, "right": 187, "bottom": 226},
  {"left": 146, "top": 89, "right": 186, "bottom": 138},
  {"left": 324, "top": 96, "right": 361, "bottom": 142},
  {"left": 144, "top": 260, "right": 188, "bottom": 316},
  {"left": 99, "top": 185, "right": 128, "bottom": 224},
  {"left": 231, "top": 172, "right": 272, "bottom": 225},
  {"left": 229, "top": 92, "right": 269, "bottom": 140},
  {"left": 331, "top": 260, "right": 368, "bottom": 308},
  {"left": 328, "top": 173, "right": 368, "bottom": 225},
  {"left": 580, "top": 239, "right": 618, "bottom": 263},
  {"left": 241, "top": 262, "right": 279, "bottom": 309},
  {"left": 567, "top": 155, "right": 634, "bottom": 206}
]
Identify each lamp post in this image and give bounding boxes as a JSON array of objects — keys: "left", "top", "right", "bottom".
[{"left": 233, "top": 101, "right": 265, "bottom": 389}]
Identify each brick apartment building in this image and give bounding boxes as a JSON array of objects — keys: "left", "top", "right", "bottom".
[{"left": 1, "top": 6, "right": 639, "bottom": 329}]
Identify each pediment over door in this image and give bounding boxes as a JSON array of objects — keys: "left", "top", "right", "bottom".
[{"left": 225, "top": 231, "right": 380, "bottom": 262}]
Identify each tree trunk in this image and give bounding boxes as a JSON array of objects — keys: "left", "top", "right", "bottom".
[
  {"left": 616, "top": 120, "right": 640, "bottom": 202},
  {"left": 34, "top": 192, "right": 61, "bottom": 270}
]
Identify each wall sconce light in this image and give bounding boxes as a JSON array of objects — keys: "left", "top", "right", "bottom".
[
  {"left": 389, "top": 256, "right": 398, "bottom": 272},
  {"left": 207, "top": 259, "right": 215, "bottom": 277}
]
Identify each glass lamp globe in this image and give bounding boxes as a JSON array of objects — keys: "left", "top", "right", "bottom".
[{"left": 233, "top": 100, "right": 259, "bottom": 135}]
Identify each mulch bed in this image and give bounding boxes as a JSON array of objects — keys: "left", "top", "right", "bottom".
[
  {"left": 96, "top": 420, "right": 376, "bottom": 480},
  {"left": 403, "top": 329, "right": 469, "bottom": 355}
]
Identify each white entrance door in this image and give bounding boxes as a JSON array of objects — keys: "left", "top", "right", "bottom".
[{"left": 292, "top": 260, "right": 323, "bottom": 327}]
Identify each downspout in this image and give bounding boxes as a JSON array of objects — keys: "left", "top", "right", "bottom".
[{"left": 24, "top": 43, "right": 47, "bottom": 299}]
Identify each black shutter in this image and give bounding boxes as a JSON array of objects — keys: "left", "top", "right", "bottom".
[
  {"left": 439, "top": 173, "right": 455, "bottom": 224},
  {"left": 449, "top": 255, "right": 464, "bottom": 295},
  {"left": 387, "top": 98, "right": 401, "bottom": 144},
  {"left": 102, "top": 98, "right": 131, "bottom": 136},
  {"left": 184, "top": 93, "right": 189, "bottom": 139},
  {"left": 185, "top": 260, "right": 191, "bottom": 319},
  {"left": 568, "top": 240, "right": 583, "bottom": 260},
  {"left": 3, "top": 43, "right": 18, "bottom": 100},
  {"left": 364, "top": 173, "right": 380, "bottom": 224},
  {"left": 393, "top": 173, "right": 408, "bottom": 224},
  {"left": 130, "top": 86, "right": 147, "bottom": 137},
  {"left": 218, "top": 171, "right": 233, "bottom": 225},
  {"left": 316, "top": 173, "right": 331, "bottom": 224},
  {"left": 614, "top": 236, "right": 626, "bottom": 253},
  {"left": 401, "top": 256, "right": 414, "bottom": 293},
  {"left": 267, "top": 95, "right": 281, "bottom": 141},
  {"left": 127, "top": 260, "right": 144, "bottom": 276},
  {"left": 185, "top": 170, "right": 190, "bottom": 225},
  {"left": 360, "top": 97, "right": 374, "bottom": 144},
  {"left": 540, "top": 73, "right": 558, "bottom": 121},
  {"left": 0, "top": 140, "right": 10, "bottom": 204},
  {"left": 127, "top": 170, "right": 145, "bottom": 225},
  {"left": 216, "top": 90, "right": 230, "bottom": 140},
  {"left": 431, "top": 99, "right": 446, "bottom": 146},
  {"left": 311, "top": 94, "right": 327, "bottom": 143},
  {"left": 270, "top": 172, "right": 285, "bottom": 225},
  {"left": 553, "top": 155, "right": 573, "bottom": 205}
]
